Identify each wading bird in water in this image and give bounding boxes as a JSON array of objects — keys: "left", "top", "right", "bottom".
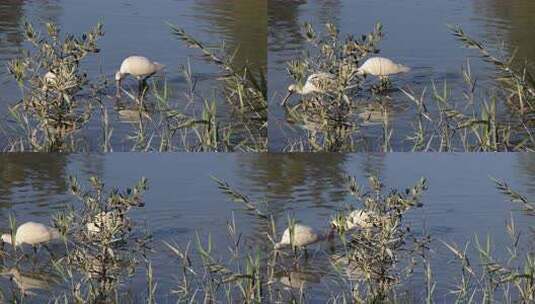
[
  {"left": 282, "top": 72, "right": 337, "bottom": 106},
  {"left": 115, "top": 56, "right": 165, "bottom": 98},
  {"left": 357, "top": 57, "right": 410, "bottom": 80},
  {"left": 1, "top": 222, "right": 60, "bottom": 248},
  {"left": 331, "top": 209, "right": 376, "bottom": 231},
  {"left": 274, "top": 223, "right": 331, "bottom": 251}
]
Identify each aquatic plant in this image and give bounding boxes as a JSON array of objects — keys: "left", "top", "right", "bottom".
[
  {"left": 160, "top": 175, "right": 430, "bottom": 303},
  {"left": 443, "top": 179, "right": 535, "bottom": 303},
  {"left": 169, "top": 25, "right": 268, "bottom": 152},
  {"left": 332, "top": 176, "right": 428, "bottom": 302},
  {"left": 281, "top": 22, "right": 391, "bottom": 151},
  {"left": 52, "top": 176, "right": 150, "bottom": 303},
  {"left": 3, "top": 20, "right": 267, "bottom": 152},
  {"left": 0, "top": 174, "right": 532, "bottom": 303},
  {"left": 7, "top": 21, "right": 105, "bottom": 152},
  {"left": 280, "top": 22, "right": 535, "bottom": 152}
]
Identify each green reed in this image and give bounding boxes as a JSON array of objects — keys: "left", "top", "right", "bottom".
[{"left": 7, "top": 21, "right": 104, "bottom": 152}]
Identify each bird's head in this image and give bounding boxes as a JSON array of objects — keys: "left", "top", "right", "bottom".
[
  {"left": 356, "top": 68, "right": 366, "bottom": 77},
  {"left": 1, "top": 233, "right": 12, "bottom": 245},
  {"left": 281, "top": 84, "right": 298, "bottom": 106},
  {"left": 274, "top": 241, "right": 289, "bottom": 250},
  {"left": 115, "top": 71, "right": 126, "bottom": 98},
  {"left": 115, "top": 71, "right": 125, "bottom": 82},
  {"left": 287, "top": 84, "right": 298, "bottom": 93},
  {"left": 153, "top": 62, "right": 165, "bottom": 73}
]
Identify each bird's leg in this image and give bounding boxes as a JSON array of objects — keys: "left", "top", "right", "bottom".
[
  {"left": 137, "top": 79, "right": 144, "bottom": 101},
  {"left": 31, "top": 246, "right": 38, "bottom": 268},
  {"left": 142, "top": 77, "right": 149, "bottom": 95},
  {"left": 43, "top": 244, "right": 55, "bottom": 260},
  {"left": 379, "top": 76, "right": 391, "bottom": 90}
]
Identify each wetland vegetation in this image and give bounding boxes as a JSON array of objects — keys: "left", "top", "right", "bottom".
[
  {"left": 3, "top": 21, "right": 266, "bottom": 152},
  {"left": 0, "top": 171, "right": 533, "bottom": 303},
  {"left": 275, "top": 21, "right": 535, "bottom": 152}
]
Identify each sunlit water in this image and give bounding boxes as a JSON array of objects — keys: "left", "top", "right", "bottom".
[
  {"left": 268, "top": 0, "right": 535, "bottom": 151},
  {"left": 0, "top": 153, "right": 533, "bottom": 301},
  {"left": 0, "top": 0, "right": 267, "bottom": 151}
]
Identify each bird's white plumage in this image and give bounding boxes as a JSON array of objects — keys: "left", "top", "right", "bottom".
[
  {"left": 1, "top": 222, "right": 60, "bottom": 246},
  {"left": 357, "top": 57, "right": 410, "bottom": 77},
  {"left": 274, "top": 224, "right": 321, "bottom": 249},
  {"left": 283, "top": 72, "right": 337, "bottom": 105},
  {"left": 298, "top": 72, "right": 337, "bottom": 95},
  {"left": 116, "top": 56, "right": 165, "bottom": 80},
  {"left": 331, "top": 209, "right": 375, "bottom": 231},
  {"left": 43, "top": 71, "right": 57, "bottom": 84},
  {"left": 86, "top": 211, "right": 122, "bottom": 233},
  {"left": 346, "top": 209, "right": 375, "bottom": 229}
]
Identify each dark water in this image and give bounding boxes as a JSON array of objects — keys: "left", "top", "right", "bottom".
[
  {"left": 0, "top": 153, "right": 533, "bottom": 301},
  {"left": 268, "top": 0, "right": 535, "bottom": 151},
  {"left": 0, "top": 0, "right": 267, "bottom": 150}
]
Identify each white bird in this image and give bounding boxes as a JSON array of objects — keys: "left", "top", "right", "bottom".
[
  {"left": 86, "top": 211, "right": 127, "bottom": 233},
  {"left": 44, "top": 71, "right": 57, "bottom": 83},
  {"left": 357, "top": 57, "right": 410, "bottom": 79},
  {"left": 282, "top": 72, "right": 337, "bottom": 106},
  {"left": 41, "top": 71, "right": 57, "bottom": 91},
  {"left": 331, "top": 209, "right": 376, "bottom": 231},
  {"left": 1, "top": 222, "right": 60, "bottom": 247},
  {"left": 274, "top": 223, "right": 325, "bottom": 250},
  {"left": 115, "top": 56, "right": 165, "bottom": 98}
]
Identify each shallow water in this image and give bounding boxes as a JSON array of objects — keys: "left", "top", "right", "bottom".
[
  {"left": 0, "top": 0, "right": 267, "bottom": 151},
  {"left": 0, "top": 153, "right": 533, "bottom": 301},
  {"left": 268, "top": 0, "right": 535, "bottom": 151}
]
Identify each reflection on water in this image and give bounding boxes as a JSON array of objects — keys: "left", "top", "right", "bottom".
[
  {"left": 0, "top": 154, "right": 106, "bottom": 221},
  {"left": 0, "top": 153, "right": 533, "bottom": 301},
  {"left": 0, "top": 0, "right": 24, "bottom": 62},
  {"left": 0, "top": 154, "right": 68, "bottom": 214},
  {"left": 268, "top": 0, "right": 340, "bottom": 54},
  {"left": 473, "top": 0, "right": 535, "bottom": 72},
  {"left": 0, "top": 1, "right": 62, "bottom": 63},
  {"left": 0, "top": 0, "right": 62, "bottom": 111},
  {"left": 192, "top": 0, "right": 267, "bottom": 72}
]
